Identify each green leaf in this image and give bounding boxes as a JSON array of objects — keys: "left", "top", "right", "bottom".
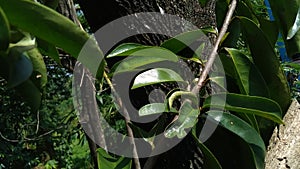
[
  {"left": 283, "top": 62, "right": 300, "bottom": 70},
  {"left": 165, "top": 102, "right": 199, "bottom": 138},
  {"left": 107, "top": 43, "right": 148, "bottom": 58},
  {"left": 37, "top": 39, "right": 60, "bottom": 65},
  {"left": 203, "top": 93, "right": 283, "bottom": 124},
  {"left": 9, "top": 31, "right": 36, "bottom": 52},
  {"left": 139, "top": 103, "right": 166, "bottom": 116},
  {"left": 132, "top": 68, "right": 185, "bottom": 89},
  {"left": 0, "top": 0, "right": 89, "bottom": 57},
  {"left": 0, "top": 6, "right": 10, "bottom": 52},
  {"left": 288, "top": 7, "right": 300, "bottom": 40},
  {"left": 238, "top": 16, "right": 291, "bottom": 111},
  {"left": 7, "top": 51, "right": 33, "bottom": 88},
  {"left": 258, "top": 18, "right": 279, "bottom": 48},
  {"left": 210, "top": 76, "right": 226, "bottom": 90},
  {"left": 207, "top": 111, "right": 266, "bottom": 169},
  {"left": 168, "top": 91, "right": 198, "bottom": 108},
  {"left": 268, "top": 0, "right": 300, "bottom": 58},
  {"left": 27, "top": 48, "right": 47, "bottom": 89},
  {"left": 191, "top": 131, "right": 222, "bottom": 169},
  {"left": 216, "top": 0, "right": 230, "bottom": 28},
  {"left": 225, "top": 48, "right": 269, "bottom": 97},
  {"left": 221, "top": 18, "right": 241, "bottom": 48},
  {"left": 15, "top": 80, "right": 41, "bottom": 112},
  {"left": 161, "top": 29, "right": 216, "bottom": 54},
  {"left": 112, "top": 47, "right": 178, "bottom": 73},
  {"left": 236, "top": 1, "right": 258, "bottom": 24},
  {"left": 97, "top": 148, "right": 132, "bottom": 169}
]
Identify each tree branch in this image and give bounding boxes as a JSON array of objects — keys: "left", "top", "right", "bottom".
[
  {"left": 103, "top": 72, "right": 141, "bottom": 169},
  {"left": 192, "top": 0, "right": 237, "bottom": 94}
]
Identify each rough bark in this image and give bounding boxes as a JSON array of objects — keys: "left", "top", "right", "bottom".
[
  {"left": 265, "top": 99, "right": 300, "bottom": 169},
  {"left": 57, "top": 1, "right": 102, "bottom": 168}
]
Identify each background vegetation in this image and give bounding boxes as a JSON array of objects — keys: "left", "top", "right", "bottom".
[{"left": 0, "top": 0, "right": 299, "bottom": 168}]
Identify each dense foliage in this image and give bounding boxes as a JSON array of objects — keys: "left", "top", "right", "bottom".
[{"left": 0, "top": 0, "right": 299, "bottom": 168}]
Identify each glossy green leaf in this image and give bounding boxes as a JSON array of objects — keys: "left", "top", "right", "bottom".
[
  {"left": 168, "top": 91, "right": 198, "bottom": 108},
  {"left": 287, "top": 7, "right": 300, "bottom": 40},
  {"left": 219, "top": 53, "right": 237, "bottom": 78},
  {"left": 210, "top": 76, "right": 226, "bottom": 90},
  {"left": 37, "top": 39, "right": 60, "bottom": 65},
  {"left": 9, "top": 32, "right": 35, "bottom": 52},
  {"left": 0, "top": 0, "right": 89, "bottom": 58},
  {"left": 107, "top": 43, "right": 149, "bottom": 58},
  {"left": 203, "top": 93, "right": 283, "bottom": 124},
  {"left": 225, "top": 48, "right": 269, "bottom": 97},
  {"left": 16, "top": 80, "right": 41, "bottom": 112},
  {"left": 7, "top": 51, "right": 33, "bottom": 88},
  {"left": 0, "top": 6, "right": 9, "bottom": 52},
  {"left": 238, "top": 16, "right": 290, "bottom": 111},
  {"left": 139, "top": 103, "right": 166, "bottom": 116},
  {"left": 165, "top": 102, "right": 199, "bottom": 138},
  {"left": 161, "top": 29, "right": 216, "bottom": 54},
  {"left": 112, "top": 47, "right": 178, "bottom": 73},
  {"left": 207, "top": 111, "right": 266, "bottom": 169},
  {"left": 27, "top": 48, "right": 47, "bottom": 88},
  {"left": 132, "top": 68, "right": 185, "bottom": 89},
  {"left": 191, "top": 132, "right": 222, "bottom": 169},
  {"left": 97, "top": 148, "right": 132, "bottom": 169}
]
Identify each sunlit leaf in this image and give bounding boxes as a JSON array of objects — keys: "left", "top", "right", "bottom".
[
  {"left": 207, "top": 111, "right": 266, "bottom": 169},
  {"left": 165, "top": 102, "right": 199, "bottom": 138},
  {"left": 161, "top": 29, "right": 216, "bottom": 54},
  {"left": 112, "top": 47, "right": 178, "bottom": 73},
  {"left": 268, "top": 0, "right": 300, "bottom": 58},
  {"left": 168, "top": 91, "right": 198, "bottom": 108},
  {"left": 27, "top": 48, "right": 47, "bottom": 88},
  {"left": 203, "top": 93, "right": 283, "bottom": 124},
  {"left": 107, "top": 43, "right": 148, "bottom": 58},
  {"left": 288, "top": 7, "right": 300, "bottom": 40},
  {"left": 139, "top": 103, "right": 166, "bottom": 116},
  {"left": 132, "top": 68, "right": 185, "bottom": 89},
  {"left": 0, "top": 0, "right": 89, "bottom": 57}
]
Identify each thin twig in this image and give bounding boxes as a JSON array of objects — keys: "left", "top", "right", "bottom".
[
  {"left": 192, "top": 0, "right": 237, "bottom": 94},
  {"left": 35, "top": 110, "right": 40, "bottom": 134},
  {"left": 0, "top": 126, "right": 64, "bottom": 143},
  {"left": 103, "top": 72, "right": 141, "bottom": 169}
]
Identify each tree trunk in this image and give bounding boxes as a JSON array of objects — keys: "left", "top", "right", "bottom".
[{"left": 265, "top": 99, "right": 300, "bottom": 169}]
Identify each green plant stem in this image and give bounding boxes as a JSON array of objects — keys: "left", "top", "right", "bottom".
[
  {"left": 103, "top": 72, "right": 141, "bottom": 169},
  {"left": 192, "top": 0, "right": 237, "bottom": 94}
]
